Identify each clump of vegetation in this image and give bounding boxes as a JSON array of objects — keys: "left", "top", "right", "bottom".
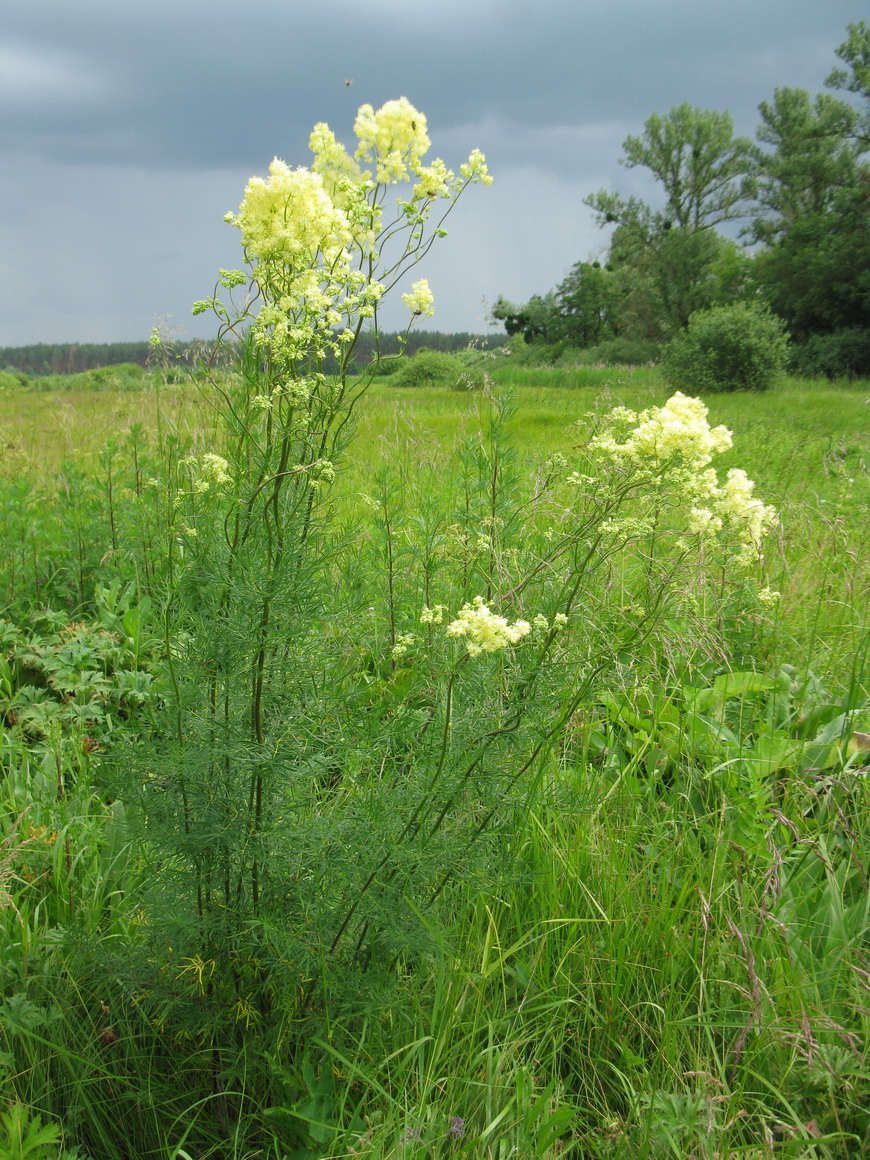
[
  {"left": 789, "top": 326, "right": 870, "bottom": 379},
  {"left": 0, "top": 370, "right": 30, "bottom": 390},
  {"left": 661, "top": 302, "right": 789, "bottom": 392},
  {"left": 392, "top": 347, "right": 484, "bottom": 389}
]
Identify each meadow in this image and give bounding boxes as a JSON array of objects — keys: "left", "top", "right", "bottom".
[{"left": 0, "top": 363, "right": 868, "bottom": 1159}]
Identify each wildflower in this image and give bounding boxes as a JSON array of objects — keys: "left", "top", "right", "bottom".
[
  {"left": 402, "top": 278, "right": 435, "bottom": 317},
  {"left": 460, "top": 147, "right": 493, "bottom": 185},
  {"left": 446, "top": 597, "right": 531, "bottom": 657},
  {"left": 544, "top": 452, "right": 569, "bottom": 474},
  {"left": 756, "top": 586, "right": 781, "bottom": 606},
  {"left": 412, "top": 157, "right": 454, "bottom": 200},
  {"left": 310, "top": 458, "right": 336, "bottom": 484},
  {"left": 200, "top": 453, "right": 232, "bottom": 486},
  {"left": 230, "top": 159, "right": 351, "bottom": 271},
  {"left": 592, "top": 392, "right": 732, "bottom": 469},
  {"left": 309, "top": 122, "right": 365, "bottom": 203},
  {"left": 354, "top": 97, "right": 430, "bottom": 183},
  {"left": 218, "top": 268, "right": 247, "bottom": 289},
  {"left": 687, "top": 507, "right": 723, "bottom": 536},
  {"left": 713, "top": 467, "right": 778, "bottom": 551},
  {"left": 419, "top": 604, "right": 446, "bottom": 625},
  {"left": 448, "top": 1116, "right": 466, "bottom": 1139},
  {"left": 391, "top": 632, "right": 416, "bottom": 659}
]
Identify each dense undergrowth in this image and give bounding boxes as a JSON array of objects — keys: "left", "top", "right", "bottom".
[{"left": 0, "top": 371, "right": 867, "bottom": 1158}]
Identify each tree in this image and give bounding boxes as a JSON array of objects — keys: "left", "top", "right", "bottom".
[
  {"left": 748, "top": 87, "right": 861, "bottom": 243},
  {"left": 748, "top": 25, "right": 870, "bottom": 366},
  {"left": 618, "top": 103, "right": 755, "bottom": 230},
  {"left": 553, "top": 261, "right": 622, "bottom": 346},
  {"left": 827, "top": 20, "right": 870, "bottom": 145},
  {"left": 582, "top": 105, "right": 755, "bottom": 344},
  {"left": 754, "top": 181, "right": 870, "bottom": 341},
  {"left": 490, "top": 292, "right": 559, "bottom": 344}
]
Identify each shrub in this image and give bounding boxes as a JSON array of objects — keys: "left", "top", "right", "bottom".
[
  {"left": 0, "top": 370, "right": 29, "bottom": 390},
  {"left": 788, "top": 327, "right": 870, "bottom": 380},
  {"left": 567, "top": 338, "right": 660, "bottom": 367},
  {"left": 392, "top": 348, "right": 482, "bottom": 389},
  {"left": 373, "top": 355, "right": 404, "bottom": 376},
  {"left": 86, "top": 362, "right": 149, "bottom": 390},
  {"left": 661, "top": 303, "right": 789, "bottom": 393}
]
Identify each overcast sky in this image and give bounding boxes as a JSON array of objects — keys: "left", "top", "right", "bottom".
[{"left": 1, "top": 0, "right": 866, "bottom": 347}]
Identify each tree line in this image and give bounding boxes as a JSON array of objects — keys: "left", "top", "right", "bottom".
[
  {"left": 493, "top": 21, "right": 870, "bottom": 377},
  {"left": 1, "top": 332, "right": 506, "bottom": 378}
]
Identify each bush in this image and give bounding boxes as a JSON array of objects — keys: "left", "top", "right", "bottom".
[
  {"left": 0, "top": 369, "right": 29, "bottom": 390},
  {"left": 788, "top": 327, "right": 870, "bottom": 380},
  {"left": 567, "top": 338, "right": 660, "bottom": 367},
  {"left": 392, "top": 348, "right": 483, "bottom": 390},
  {"left": 661, "top": 303, "right": 789, "bottom": 393}
]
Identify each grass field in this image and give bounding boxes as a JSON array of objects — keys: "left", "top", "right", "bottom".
[{"left": 0, "top": 367, "right": 868, "bottom": 1159}]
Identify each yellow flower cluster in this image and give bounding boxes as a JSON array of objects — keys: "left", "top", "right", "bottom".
[
  {"left": 309, "top": 123, "right": 364, "bottom": 201},
  {"left": 402, "top": 278, "right": 435, "bottom": 317},
  {"left": 211, "top": 100, "right": 490, "bottom": 364},
  {"left": 354, "top": 97, "right": 431, "bottom": 183},
  {"left": 200, "top": 453, "right": 232, "bottom": 486},
  {"left": 459, "top": 149, "right": 493, "bottom": 186},
  {"left": 446, "top": 597, "right": 531, "bottom": 657},
  {"left": 230, "top": 160, "right": 351, "bottom": 269},
  {"left": 592, "top": 393, "right": 778, "bottom": 568},
  {"left": 419, "top": 604, "right": 446, "bottom": 625},
  {"left": 591, "top": 392, "right": 732, "bottom": 468},
  {"left": 711, "top": 467, "right": 778, "bottom": 564}
]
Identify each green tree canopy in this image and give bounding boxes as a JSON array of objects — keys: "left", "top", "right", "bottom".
[
  {"left": 618, "top": 103, "right": 755, "bottom": 230},
  {"left": 748, "top": 87, "right": 861, "bottom": 243},
  {"left": 826, "top": 20, "right": 870, "bottom": 145}
]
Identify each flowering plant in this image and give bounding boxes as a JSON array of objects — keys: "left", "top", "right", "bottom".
[{"left": 137, "top": 100, "right": 493, "bottom": 1022}]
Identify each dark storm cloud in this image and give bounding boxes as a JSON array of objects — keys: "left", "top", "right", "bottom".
[
  {"left": 1, "top": 0, "right": 866, "bottom": 344},
  {"left": 3, "top": 0, "right": 862, "bottom": 171}
]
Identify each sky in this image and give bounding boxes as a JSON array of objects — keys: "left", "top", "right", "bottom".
[{"left": 1, "top": 0, "right": 867, "bottom": 347}]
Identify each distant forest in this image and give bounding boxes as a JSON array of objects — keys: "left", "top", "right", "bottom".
[{"left": 0, "top": 332, "right": 507, "bottom": 377}]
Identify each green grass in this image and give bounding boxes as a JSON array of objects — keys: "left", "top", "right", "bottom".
[{"left": 0, "top": 368, "right": 868, "bottom": 1158}]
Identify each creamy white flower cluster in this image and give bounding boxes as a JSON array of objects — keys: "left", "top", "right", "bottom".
[
  {"left": 402, "top": 279, "right": 435, "bottom": 317},
  {"left": 217, "top": 99, "right": 491, "bottom": 356},
  {"left": 445, "top": 597, "right": 531, "bottom": 657},
  {"left": 590, "top": 393, "right": 732, "bottom": 469},
  {"left": 180, "top": 453, "right": 233, "bottom": 495},
  {"left": 688, "top": 466, "right": 779, "bottom": 565},
  {"left": 592, "top": 393, "right": 778, "bottom": 567}
]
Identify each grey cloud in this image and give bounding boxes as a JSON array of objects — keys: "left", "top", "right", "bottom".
[{"left": 0, "top": 0, "right": 866, "bottom": 344}]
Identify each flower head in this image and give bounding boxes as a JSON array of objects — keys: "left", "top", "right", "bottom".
[
  {"left": 402, "top": 278, "right": 435, "bottom": 317},
  {"left": 354, "top": 97, "right": 430, "bottom": 183},
  {"left": 230, "top": 160, "right": 351, "bottom": 270},
  {"left": 200, "top": 453, "right": 232, "bottom": 486},
  {"left": 446, "top": 597, "right": 530, "bottom": 657},
  {"left": 592, "top": 392, "right": 732, "bottom": 470},
  {"left": 448, "top": 1117, "right": 466, "bottom": 1139},
  {"left": 460, "top": 148, "right": 493, "bottom": 185}
]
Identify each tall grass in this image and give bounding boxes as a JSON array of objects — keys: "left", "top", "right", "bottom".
[{"left": 0, "top": 371, "right": 867, "bottom": 1157}]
